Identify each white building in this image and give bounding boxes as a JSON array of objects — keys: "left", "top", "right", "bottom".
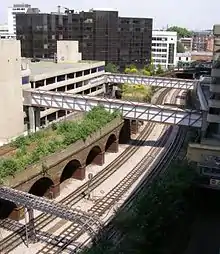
[
  {"left": 176, "top": 52, "right": 192, "bottom": 63},
  {"left": 0, "top": 24, "right": 15, "bottom": 39},
  {"left": 0, "top": 39, "right": 106, "bottom": 145},
  {"left": 152, "top": 30, "right": 177, "bottom": 70},
  {"left": 7, "top": 3, "right": 40, "bottom": 35}
]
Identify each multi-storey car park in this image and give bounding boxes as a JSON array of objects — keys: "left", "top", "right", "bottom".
[{"left": 14, "top": 40, "right": 105, "bottom": 139}]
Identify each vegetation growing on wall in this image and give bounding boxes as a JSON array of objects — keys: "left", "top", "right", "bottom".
[
  {"left": 83, "top": 161, "right": 197, "bottom": 254},
  {"left": 0, "top": 106, "right": 121, "bottom": 182},
  {"left": 122, "top": 84, "right": 154, "bottom": 102}
]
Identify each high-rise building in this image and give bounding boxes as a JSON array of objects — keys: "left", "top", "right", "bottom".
[
  {"left": 16, "top": 9, "right": 153, "bottom": 67},
  {"left": 151, "top": 30, "right": 177, "bottom": 70},
  {"left": 7, "top": 3, "right": 40, "bottom": 35}
]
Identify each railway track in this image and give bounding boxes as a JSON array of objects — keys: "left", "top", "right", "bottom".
[
  {"left": 35, "top": 89, "right": 184, "bottom": 254},
  {"left": 0, "top": 88, "right": 171, "bottom": 253}
]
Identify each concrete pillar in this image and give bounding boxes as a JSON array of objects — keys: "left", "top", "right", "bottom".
[
  {"left": 72, "top": 165, "right": 86, "bottom": 180},
  {"left": 106, "top": 139, "right": 119, "bottom": 153},
  {"left": 49, "top": 183, "right": 60, "bottom": 199},
  {"left": 28, "top": 106, "right": 35, "bottom": 133},
  {"left": 43, "top": 79, "right": 46, "bottom": 86},
  {"left": 103, "top": 83, "right": 107, "bottom": 94},
  {"left": 35, "top": 108, "right": 40, "bottom": 130},
  {"left": 28, "top": 208, "right": 37, "bottom": 242},
  {"left": 130, "top": 120, "right": 139, "bottom": 134},
  {"left": 8, "top": 206, "right": 25, "bottom": 221},
  {"left": 93, "top": 151, "right": 105, "bottom": 166}
]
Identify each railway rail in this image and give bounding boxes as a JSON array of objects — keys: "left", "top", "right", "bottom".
[
  {"left": 0, "top": 88, "right": 171, "bottom": 253},
  {"left": 34, "top": 89, "right": 184, "bottom": 253}
]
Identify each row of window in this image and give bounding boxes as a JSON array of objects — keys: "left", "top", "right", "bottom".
[
  {"left": 29, "top": 66, "right": 104, "bottom": 88},
  {"left": 152, "top": 43, "right": 167, "bottom": 47}
]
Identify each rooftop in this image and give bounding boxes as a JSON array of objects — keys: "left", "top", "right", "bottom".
[{"left": 28, "top": 59, "right": 104, "bottom": 81}]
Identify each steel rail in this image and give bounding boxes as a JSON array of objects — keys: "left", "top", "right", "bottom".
[
  {"left": 38, "top": 90, "right": 180, "bottom": 253},
  {"left": 0, "top": 88, "right": 171, "bottom": 253}
]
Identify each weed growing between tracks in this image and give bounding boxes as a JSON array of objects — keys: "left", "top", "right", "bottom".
[
  {"left": 83, "top": 160, "right": 198, "bottom": 254},
  {"left": 0, "top": 106, "right": 121, "bottom": 183}
]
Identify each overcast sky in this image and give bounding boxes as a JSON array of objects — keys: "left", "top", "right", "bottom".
[{"left": 0, "top": 0, "right": 219, "bottom": 30}]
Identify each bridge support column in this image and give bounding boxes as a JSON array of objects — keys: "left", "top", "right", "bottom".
[
  {"left": 130, "top": 120, "right": 139, "bottom": 134},
  {"left": 28, "top": 106, "right": 35, "bottom": 133},
  {"left": 9, "top": 206, "right": 25, "bottom": 221},
  {"left": 107, "top": 139, "right": 119, "bottom": 153},
  {"left": 72, "top": 165, "right": 86, "bottom": 180},
  {"left": 27, "top": 208, "right": 37, "bottom": 243},
  {"left": 119, "top": 119, "right": 131, "bottom": 144},
  {"left": 93, "top": 151, "right": 105, "bottom": 166},
  {"left": 50, "top": 183, "right": 60, "bottom": 199},
  {"left": 28, "top": 107, "right": 41, "bottom": 133}
]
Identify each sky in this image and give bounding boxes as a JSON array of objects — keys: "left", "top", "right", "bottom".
[{"left": 0, "top": 0, "right": 219, "bottom": 30}]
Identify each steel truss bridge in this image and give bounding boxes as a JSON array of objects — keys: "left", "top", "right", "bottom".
[
  {"left": 23, "top": 90, "right": 203, "bottom": 127},
  {"left": 105, "top": 73, "right": 195, "bottom": 90},
  {"left": 0, "top": 187, "right": 102, "bottom": 237}
]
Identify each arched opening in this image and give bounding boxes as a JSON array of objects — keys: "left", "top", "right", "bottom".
[
  {"left": 119, "top": 119, "right": 131, "bottom": 144},
  {"left": 29, "top": 177, "right": 54, "bottom": 197},
  {"left": 105, "top": 134, "right": 118, "bottom": 153},
  {"left": 60, "top": 159, "right": 82, "bottom": 183},
  {"left": 86, "top": 146, "right": 103, "bottom": 166},
  {"left": 0, "top": 199, "right": 17, "bottom": 219}
]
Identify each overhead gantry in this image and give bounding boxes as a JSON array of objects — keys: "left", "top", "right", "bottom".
[
  {"left": 106, "top": 73, "right": 195, "bottom": 90},
  {"left": 0, "top": 186, "right": 102, "bottom": 237},
  {"left": 23, "top": 90, "right": 203, "bottom": 128}
]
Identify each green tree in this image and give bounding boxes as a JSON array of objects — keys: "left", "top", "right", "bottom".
[
  {"left": 155, "top": 64, "right": 164, "bottom": 75},
  {"left": 105, "top": 63, "right": 119, "bottom": 73},
  {"left": 167, "top": 26, "right": 193, "bottom": 39},
  {"left": 177, "top": 41, "right": 185, "bottom": 53},
  {"left": 124, "top": 64, "right": 138, "bottom": 74}
]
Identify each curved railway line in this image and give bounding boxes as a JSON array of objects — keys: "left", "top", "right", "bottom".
[
  {"left": 34, "top": 88, "right": 185, "bottom": 254},
  {"left": 0, "top": 88, "right": 184, "bottom": 253}
]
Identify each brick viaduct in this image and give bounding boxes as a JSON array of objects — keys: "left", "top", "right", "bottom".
[{"left": 1, "top": 118, "right": 140, "bottom": 220}]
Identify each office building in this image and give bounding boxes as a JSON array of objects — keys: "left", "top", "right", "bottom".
[
  {"left": 16, "top": 9, "right": 153, "bottom": 67},
  {"left": 0, "top": 39, "right": 105, "bottom": 145},
  {"left": 151, "top": 30, "right": 177, "bottom": 70},
  {"left": 8, "top": 3, "right": 40, "bottom": 35}
]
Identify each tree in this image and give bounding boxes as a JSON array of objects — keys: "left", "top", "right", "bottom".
[
  {"left": 124, "top": 64, "right": 138, "bottom": 74},
  {"left": 167, "top": 26, "right": 193, "bottom": 39},
  {"left": 177, "top": 41, "right": 185, "bottom": 53},
  {"left": 155, "top": 64, "right": 164, "bottom": 75},
  {"left": 105, "top": 63, "right": 119, "bottom": 73}
]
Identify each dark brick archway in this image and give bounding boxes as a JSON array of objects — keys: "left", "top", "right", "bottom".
[
  {"left": 0, "top": 199, "right": 17, "bottom": 219},
  {"left": 105, "top": 134, "right": 118, "bottom": 153},
  {"left": 86, "top": 145, "right": 104, "bottom": 166},
  {"left": 29, "top": 177, "right": 54, "bottom": 198},
  {"left": 60, "top": 159, "right": 84, "bottom": 182}
]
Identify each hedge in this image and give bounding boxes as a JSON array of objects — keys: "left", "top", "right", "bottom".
[
  {"left": 83, "top": 161, "right": 197, "bottom": 254},
  {"left": 0, "top": 106, "right": 121, "bottom": 182}
]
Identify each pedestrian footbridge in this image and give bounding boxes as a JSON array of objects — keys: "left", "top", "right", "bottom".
[
  {"left": 106, "top": 73, "right": 195, "bottom": 90},
  {"left": 23, "top": 90, "right": 203, "bottom": 127}
]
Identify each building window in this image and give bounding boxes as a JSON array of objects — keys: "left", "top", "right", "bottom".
[
  {"left": 179, "top": 57, "right": 181, "bottom": 61},
  {"left": 186, "top": 57, "right": 188, "bottom": 61},
  {"left": 22, "top": 76, "right": 29, "bottom": 85}
]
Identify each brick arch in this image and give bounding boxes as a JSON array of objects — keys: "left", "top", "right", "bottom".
[
  {"left": 105, "top": 133, "right": 118, "bottom": 153},
  {"left": 0, "top": 198, "right": 17, "bottom": 219},
  {"left": 60, "top": 159, "right": 82, "bottom": 183},
  {"left": 86, "top": 145, "right": 104, "bottom": 166},
  {"left": 29, "top": 177, "right": 54, "bottom": 198}
]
